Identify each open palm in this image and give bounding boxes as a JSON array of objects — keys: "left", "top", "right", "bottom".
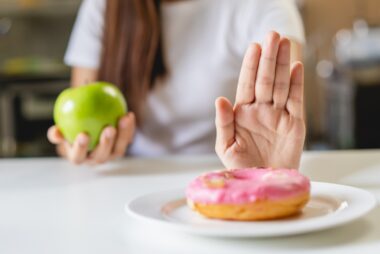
[{"left": 215, "top": 32, "right": 305, "bottom": 169}]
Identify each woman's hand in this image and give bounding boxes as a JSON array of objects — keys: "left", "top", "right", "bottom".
[
  {"left": 215, "top": 32, "right": 305, "bottom": 169},
  {"left": 47, "top": 112, "right": 136, "bottom": 165}
]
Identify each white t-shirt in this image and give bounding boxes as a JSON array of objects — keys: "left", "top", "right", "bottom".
[{"left": 65, "top": 0, "right": 305, "bottom": 156}]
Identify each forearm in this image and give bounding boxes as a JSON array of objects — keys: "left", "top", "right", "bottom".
[{"left": 70, "top": 67, "right": 99, "bottom": 87}]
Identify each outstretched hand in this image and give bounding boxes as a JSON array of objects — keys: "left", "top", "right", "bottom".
[{"left": 215, "top": 32, "right": 305, "bottom": 170}]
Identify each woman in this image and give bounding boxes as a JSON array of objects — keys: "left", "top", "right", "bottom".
[{"left": 48, "top": 0, "right": 305, "bottom": 169}]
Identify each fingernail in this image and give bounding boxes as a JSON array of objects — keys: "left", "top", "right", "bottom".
[
  {"left": 120, "top": 118, "right": 129, "bottom": 129},
  {"left": 105, "top": 128, "right": 115, "bottom": 139},
  {"left": 78, "top": 135, "right": 88, "bottom": 146}
]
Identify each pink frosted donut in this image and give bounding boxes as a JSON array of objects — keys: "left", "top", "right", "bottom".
[{"left": 186, "top": 168, "right": 310, "bottom": 220}]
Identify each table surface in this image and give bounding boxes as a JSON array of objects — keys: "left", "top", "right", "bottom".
[{"left": 1, "top": 150, "right": 380, "bottom": 254}]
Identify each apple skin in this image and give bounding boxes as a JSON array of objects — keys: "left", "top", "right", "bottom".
[{"left": 54, "top": 82, "right": 127, "bottom": 151}]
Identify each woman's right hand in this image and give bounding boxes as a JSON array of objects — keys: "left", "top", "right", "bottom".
[{"left": 47, "top": 112, "right": 136, "bottom": 165}]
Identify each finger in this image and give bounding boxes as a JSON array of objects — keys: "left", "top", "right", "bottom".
[
  {"left": 56, "top": 143, "right": 68, "bottom": 158},
  {"left": 111, "top": 113, "right": 136, "bottom": 159},
  {"left": 255, "top": 31, "right": 281, "bottom": 103},
  {"left": 215, "top": 97, "right": 235, "bottom": 152},
  {"left": 67, "top": 133, "right": 90, "bottom": 165},
  {"left": 87, "top": 126, "right": 117, "bottom": 164},
  {"left": 47, "top": 126, "right": 65, "bottom": 145},
  {"left": 235, "top": 43, "right": 262, "bottom": 106},
  {"left": 273, "top": 37, "right": 291, "bottom": 108},
  {"left": 286, "top": 62, "right": 304, "bottom": 119}
]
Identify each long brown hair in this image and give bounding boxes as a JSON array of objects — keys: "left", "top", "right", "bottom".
[{"left": 98, "top": 0, "right": 167, "bottom": 121}]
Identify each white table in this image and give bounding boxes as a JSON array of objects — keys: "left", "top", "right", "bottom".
[{"left": 1, "top": 150, "right": 380, "bottom": 254}]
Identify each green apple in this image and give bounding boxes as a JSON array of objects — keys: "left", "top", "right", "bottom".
[{"left": 54, "top": 82, "right": 127, "bottom": 151}]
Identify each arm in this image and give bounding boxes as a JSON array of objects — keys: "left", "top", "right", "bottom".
[{"left": 71, "top": 67, "right": 98, "bottom": 87}]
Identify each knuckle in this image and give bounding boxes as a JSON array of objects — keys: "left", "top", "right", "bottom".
[
  {"left": 94, "top": 156, "right": 108, "bottom": 164},
  {"left": 113, "top": 150, "right": 125, "bottom": 158},
  {"left": 118, "top": 134, "right": 129, "bottom": 142},
  {"left": 244, "top": 63, "right": 256, "bottom": 71},
  {"left": 273, "top": 101, "right": 285, "bottom": 109},
  {"left": 275, "top": 80, "right": 288, "bottom": 88},
  {"left": 71, "top": 157, "right": 83, "bottom": 165},
  {"left": 289, "top": 95, "right": 302, "bottom": 104},
  {"left": 240, "top": 80, "right": 254, "bottom": 90},
  {"left": 263, "top": 55, "right": 276, "bottom": 63},
  {"left": 114, "top": 144, "right": 127, "bottom": 156},
  {"left": 276, "top": 61, "right": 290, "bottom": 68},
  {"left": 93, "top": 159, "right": 103, "bottom": 165},
  {"left": 69, "top": 152, "right": 86, "bottom": 165},
  {"left": 101, "top": 133, "right": 112, "bottom": 142},
  {"left": 258, "top": 75, "right": 273, "bottom": 86}
]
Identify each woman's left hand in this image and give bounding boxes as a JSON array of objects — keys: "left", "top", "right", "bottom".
[{"left": 215, "top": 31, "right": 305, "bottom": 170}]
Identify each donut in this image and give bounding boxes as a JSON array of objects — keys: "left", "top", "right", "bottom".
[{"left": 186, "top": 168, "right": 310, "bottom": 221}]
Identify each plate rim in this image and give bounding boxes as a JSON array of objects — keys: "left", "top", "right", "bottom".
[{"left": 126, "top": 181, "right": 377, "bottom": 238}]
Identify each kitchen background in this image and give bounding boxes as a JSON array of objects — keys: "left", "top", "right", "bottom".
[{"left": 0, "top": 0, "right": 379, "bottom": 158}]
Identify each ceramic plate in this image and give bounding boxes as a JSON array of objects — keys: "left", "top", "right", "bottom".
[{"left": 126, "top": 182, "right": 376, "bottom": 237}]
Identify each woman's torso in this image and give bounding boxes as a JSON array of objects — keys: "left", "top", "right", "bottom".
[{"left": 65, "top": 0, "right": 305, "bottom": 156}]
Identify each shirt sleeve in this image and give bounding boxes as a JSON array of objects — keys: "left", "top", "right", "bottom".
[
  {"left": 64, "top": 0, "right": 106, "bottom": 69},
  {"left": 241, "top": 0, "right": 305, "bottom": 46}
]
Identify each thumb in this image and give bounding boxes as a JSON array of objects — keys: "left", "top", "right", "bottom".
[
  {"left": 215, "top": 97, "right": 235, "bottom": 151},
  {"left": 47, "top": 126, "right": 65, "bottom": 145}
]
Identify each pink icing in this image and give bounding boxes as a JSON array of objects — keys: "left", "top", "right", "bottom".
[{"left": 186, "top": 168, "right": 310, "bottom": 205}]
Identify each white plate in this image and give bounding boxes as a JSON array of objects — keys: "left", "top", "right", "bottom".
[{"left": 126, "top": 182, "right": 377, "bottom": 238}]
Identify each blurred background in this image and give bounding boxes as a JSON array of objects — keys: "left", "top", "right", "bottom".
[{"left": 0, "top": 0, "right": 380, "bottom": 157}]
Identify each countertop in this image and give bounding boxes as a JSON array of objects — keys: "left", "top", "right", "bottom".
[{"left": 1, "top": 150, "right": 380, "bottom": 254}]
